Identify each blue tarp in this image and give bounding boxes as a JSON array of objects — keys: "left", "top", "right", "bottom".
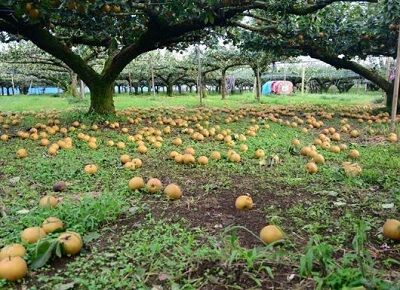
[{"left": 262, "top": 81, "right": 274, "bottom": 95}]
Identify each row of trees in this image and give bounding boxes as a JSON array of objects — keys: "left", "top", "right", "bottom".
[
  {"left": 0, "top": 44, "right": 266, "bottom": 97},
  {"left": 0, "top": 43, "right": 376, "bottom": 98},
  {"left": 0, "top": 0, "right": 398, "bottom": 113}
]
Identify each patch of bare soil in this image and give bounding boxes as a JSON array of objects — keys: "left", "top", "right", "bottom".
[{"left": 142, "top": 173, "right": 313, "bottom": 249}]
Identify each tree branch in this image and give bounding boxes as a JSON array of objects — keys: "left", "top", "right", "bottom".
[
  {"left": 302, "top": 44, "right": 392, "bottom": 93},
  {"left": 65, "top": 35, "right": 111, "bottom": 47},
  {"left": 19, "top": 25, "right": 100, "bottom": 86},
  {"left": 254, "top": 0, "right": 378, "bottom": 15}
]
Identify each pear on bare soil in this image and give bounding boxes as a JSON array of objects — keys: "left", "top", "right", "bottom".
[
  {"left": 383, "top": 219, "right": 400, "bottom": 241},
  {"left": 146, "top": 178, "right": 162, "bottom": 193},
  {"left": 128, "top": 177, "right": 145, "bottom": 190},
  {"left": 260, "top": 225, "right": 284, "bottom": 244},
  {"left": 164, "top": 183, "right": 183, "bottom": 200},
  {"left": 235, "top": 195, "right": 253, "bottom": 210}
]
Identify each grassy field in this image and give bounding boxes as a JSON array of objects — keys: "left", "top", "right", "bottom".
[
  {"left": 0, "top": 90, "right": 384, "bottom": 112},
  {"left": 0, "top": 92, "right": 399, "bottom": 289}
]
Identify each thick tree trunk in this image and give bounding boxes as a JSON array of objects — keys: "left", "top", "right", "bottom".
[
  {"left": 335, "top": 80, "right": 354, "bottom": 93},
  {"left": 166, "top": 83, "right": 173, "bottom": 97},
  {"left": 321, "top": 80, "right": 332, "bottom": 93},
  {"left": 88, "top": 82, "right": 115, "bottom": 114},
  {"left": 178, "top": 85, "right": 182, "bottom": 94},
  {"left": 20, "top": 85, "right": 29, "bottom": 95},
  {"left": 70, "top": 72, "right": 79, "bottom": 98}
]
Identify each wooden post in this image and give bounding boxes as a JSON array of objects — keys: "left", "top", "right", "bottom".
[
  {"left": 301, "top": 66, "right": 306, "bottom": 95},
  {"left": 391, "top": 29, "right": 400, "bottom": 131},
  {"left": 28, "top": 80, "right": 33, "bottom": 95},
  {"left": 80, "top": 80, "right": 85, "bottom": 98},
  {"left": 257, "top": 66, "right": 261, "bottom": 102},
  {"left": 128, "top": 73, "right": 132, "bottom": 95},
  {"left": 196, "top": 46, "right": 203, "bottom": 106},
  {"left": 150, "top": 56, "right": 155, "bottom": 97},
  {"left": 11, "top": 73, "right": 15, "bottom": 95}
]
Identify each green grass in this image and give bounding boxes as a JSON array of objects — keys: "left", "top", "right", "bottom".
[
  {"left": 0, "top": 92, "right": 399, "bottom": 289},
  {"left": 0, "top": 90, "right": 383, "bottom": 112}
]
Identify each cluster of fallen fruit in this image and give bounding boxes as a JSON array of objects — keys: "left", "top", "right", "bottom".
[
  {"left": 0, "top": 107, "right": 399, "bottom": 284},
  {"left": 0, "top": 177, "right": 285, "bottom": 282},
  {"left": 0, "top": 195, "right": 82, "bottom": 281},
  {"left": 5, "top": 109, "right": 399, "bottom": 177}
]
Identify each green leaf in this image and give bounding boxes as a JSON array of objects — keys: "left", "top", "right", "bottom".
[
  {"left": 55, "top": 242, "right": 63, "bottom": 258},
  {"left": 31, "top": 239, "right": 59, "bottom": 269},
  {"left": 208, "top": 14, "right": 215, "bottom": 25}
]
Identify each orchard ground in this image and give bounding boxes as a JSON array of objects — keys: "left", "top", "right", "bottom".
[
  {"left": 0, "top": 91, "right": 399, "bottom": 289},
  {"left": 0, "top": 90, "right": 383, "bottom": 112}
]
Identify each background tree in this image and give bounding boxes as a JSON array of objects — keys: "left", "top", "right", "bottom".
[
  {"left": 231, "top": 0, "right": 399, "bottom": 109},
  {"left": 152, "top": 51, "right": 195, "bottom": 97},
  {"left": 201, "top": 47, "right": 276, "bottom": 100},
  {"left": 0, "top": 41, "right": 103, "bottom": 97}
]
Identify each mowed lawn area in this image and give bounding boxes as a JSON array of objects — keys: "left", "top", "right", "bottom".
[
  {"left": 0, "top": 90, "right": 399, "bottom": 289},
  {"left": 0, "top": 91, "right": 384, "bottom": 112}
]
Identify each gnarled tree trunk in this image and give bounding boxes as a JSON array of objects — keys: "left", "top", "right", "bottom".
[
  {"left": 166, "top": 82, "right": 173, "bottom": 97},
  {"left": 88, "top": 82, "right": 115, "bottom": 114},
  {"left": 70, "top": 72, "right": 79, "bottom": 98},
  {"left": 20, "top": 85, "right": 29, "bottom": 95},
  {"left": 253, "top": 66, "right": 261, "bottom": 102}
]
